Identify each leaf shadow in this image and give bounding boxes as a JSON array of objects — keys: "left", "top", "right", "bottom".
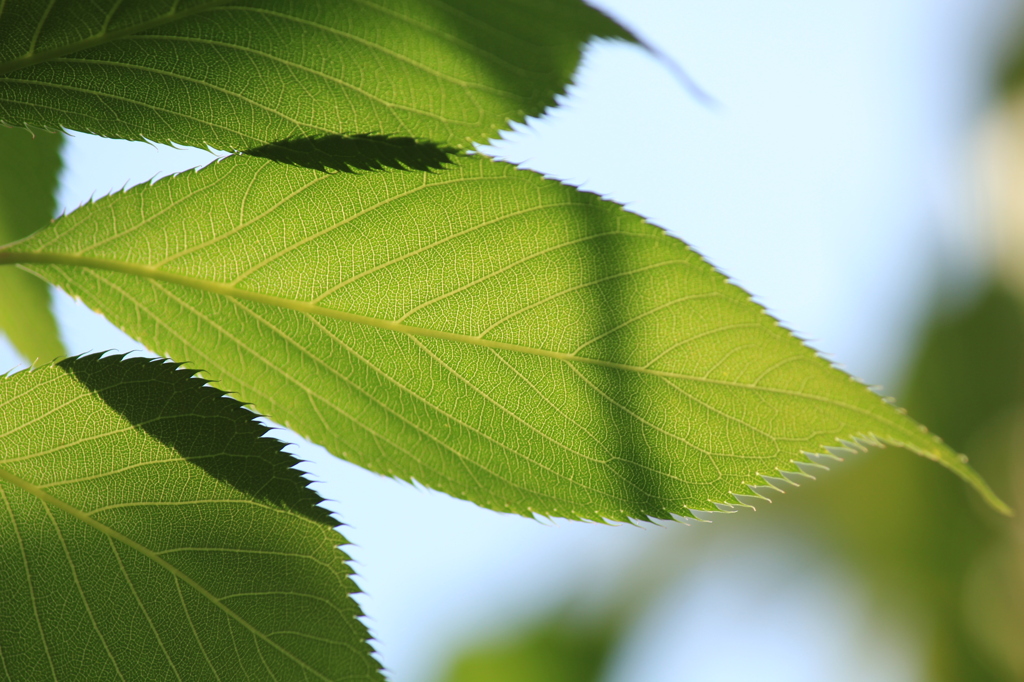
[
  {"left": 58, "top": 353, "right": 330, "bottom": 525},
  {"left": 243, "top": 134, "right": 456, "bottom": 174},
  {"left": 550, "top": 184, "right": 670, "bottom": 522}
]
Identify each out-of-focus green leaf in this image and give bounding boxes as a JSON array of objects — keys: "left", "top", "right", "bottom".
[
  {"left": 0, "top": 150, "right": 1006, "bottom": 519},
  {"left": 445, "top": 617, "right": 616, "bottom": 682},
  {"left": 901, "top": 286, "right": 1024, "bottom": 455},
  {"left": 441, "top": 523, "right": 695, "bottom": 682},
  {"left": 0, "top": 0, "right": 631, "bottom": 150},
  {"left": 0, "top": 125, "right": 64, "bottom": 364},
  {"left": 0, "top": 353, "right": 381, "bottom": 681},
  {"left": 793, "top": 282, "right": 1024, "bottom": 682}
]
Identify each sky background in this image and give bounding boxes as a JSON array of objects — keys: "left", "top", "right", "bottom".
[{"left": 0, "top": 0, "right": 1017, "bottom": 679}]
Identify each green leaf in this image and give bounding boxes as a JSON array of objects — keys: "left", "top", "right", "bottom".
[
  {"left": 444, "top": 618, "right": 613, "bottom": 682},
  {"left": 791, "top": 281, "right": 1024, "bottom": 680},
  {"left": 0, "top": 353, "right": 381, "bottom": 681},
  {"left": 441, "top": 597, "right": 633, "bottom": 682},
  {"left": 0, "top": 124, "right": 64, "bottom": 365},
  {"left": 0, "top": 151, "right": 1008, "bottom": 519},
  {"left": 0, "top": 0, "right": 631, "bottom": 150}
]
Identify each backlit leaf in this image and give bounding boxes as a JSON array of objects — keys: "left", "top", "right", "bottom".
[
  {"left": 0, "top": 150, "right": 1007, "bottom": 519},
  {"left": 0, "top": 0, "right": 631, "bottom": 150},
  {"left": 0, "top": 353, "right": 380, "bottom": 681}
]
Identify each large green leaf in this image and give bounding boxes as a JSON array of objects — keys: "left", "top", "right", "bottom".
[
  {"left": 0, "top": 0, "right": 630, "bottom": 150},
  {"left": 0, "top": 353, "right": 381, "bottom": 681},
  {"left": 0, "top": 125, "right": 64, "bottom": 364},
  {"left": 0, "top": 150, "right": 1007, "bottom": 519}
]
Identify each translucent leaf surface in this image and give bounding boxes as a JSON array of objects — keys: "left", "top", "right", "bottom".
[
  {"left": 0, "top": 152, "right": 1007, "bottom": 519},
  {"left": 0, "top": 0, "right": 630, "bottom": 150},
  {"left": 0, "top": 354, "right": 380, "bottom": 681},
  {"left": 0, "top": 125, "right": 64, "bottom": 364}
]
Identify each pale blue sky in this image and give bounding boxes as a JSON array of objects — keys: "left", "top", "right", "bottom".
[{"left": 0, "top": 1, "right": 1013, "bottom": 679}]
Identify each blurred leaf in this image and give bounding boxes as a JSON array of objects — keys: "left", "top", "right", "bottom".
[
  {"left": 440, "top": 520, "right": 698, "bottom": 682},
  {"left": 794, "top": 282, "right": 1024, "bottom": 682},
  {"left": 0, "top": 353, "right": 381, "bottom": 681},
  {"left": 0, "top": 125, "right": 64, "bottom": 364},
  {"left": 995, "top": 21, "right": 1024, "bottom": 99},
  {"left": 0, "top": 151, "right": 1006, "bottom": 519},
  {"left": 445, "top": 617, "right": 616, "bottom": 682},
  {"left": 0, "top": 0, "right": 631, "bottom": 150},
  {"left": 901, "top": 285, "right": 1024, "bottom": 457}
]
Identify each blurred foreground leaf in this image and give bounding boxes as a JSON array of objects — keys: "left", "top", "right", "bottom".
[
  {"left": 0, "top": 151, "right": 1006, "bottom": 520},
  {"left": 0, "top": 354, "right": 380, "bottom": 681},
  {"left": 0, "top": 125, "right": 64, "bottom": 364}
]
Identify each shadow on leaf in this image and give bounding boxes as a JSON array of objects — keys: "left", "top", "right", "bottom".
[
  {"left": 244, "top": 134, "right": 456, "bottom": 173},
  {"left": 58, "top": 353, "right": 330, "bottom": 525}
]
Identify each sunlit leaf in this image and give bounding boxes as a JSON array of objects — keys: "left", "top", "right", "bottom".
[
  {"left": 0, "top": 125, "right": 64, "bottom": 364},
  {"left": 0, "top": 0, "right": 631, "bottom": 150},
  {"left": 0, "top": 353, "right": 380, "bottom": 681},
  {"left": 0, "top": 150, "right": 1007, "bottom": 519}
]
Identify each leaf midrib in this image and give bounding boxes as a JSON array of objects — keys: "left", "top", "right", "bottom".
[
  {"left": 1, "top": 249, "right": 750, "bottom": 376},
  {"left": 0, "top": 250, "right": 930, "bottom": 430},
  {"left": 0, "top": 461, "right": 334, "bottom": 681},
  {"left": 0, "top": 0, "right": 231, "bottom": 78}
]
